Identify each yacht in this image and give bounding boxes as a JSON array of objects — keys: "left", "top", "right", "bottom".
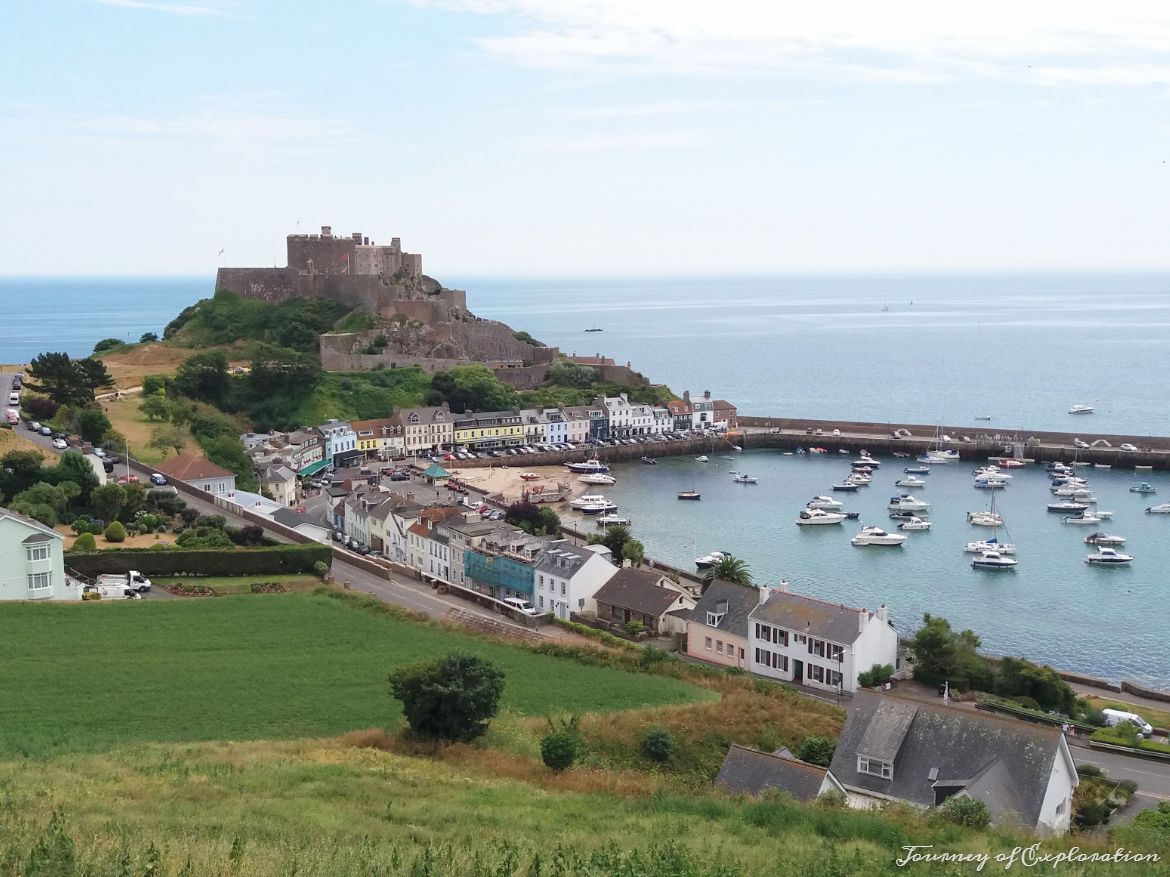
[
  {"left": 694, "top": 455, "right": 709, "bottom": 463},
  {"left": 677, "top": 490, "right": 701, "bottom": 501},
  {"left": 897, "top": 516, "right": 932, "bottom": 531},
  {"left": 1146, "top": 503, "right": 1170, "bottom": 514},
  {"left": 903, "top": 466, "right": 931, "bottom": 475},
  {"left": 973, "top": 467, "right": 1012, "bottom": 480},
  {"left": 1068, "top": 404, "right": 1095, "bottom": 415},
  {"left": 964, "top": 538, "right": 1016, "bottom": 555},
  {"left": 565, "top": 458, "right": 609, "bottom": 474},
  {"left": 996, "top": 459, "right": 1026, "bottom": 469},
  {"left": 923, "top": 449, "right": 960, "bottom": 463},
  {"left": 732, "top": 473, "right": 758, "bottom": 484},
  {"left": 851, "top": 464, "right": 875, "bottom": 474},
  {"left": 1084, "top": 532, "right": 1126, "bottom": 546},
  {"left": 570, "top": 493, "right": 611, "bottom": 510},
  {"left": 796, "top": 508, "right": 846, "bottom": 525},
  {"left": 846, "top": 472, "right": 871, "bottom": 485},
  {"left": 832, "top": 481, "right": 861, "bottom": 492},
  {"left": 1052, "top": 485, "right": 1093, "bottom": 498},
  {"left": 1085, "top": 547, "right": 1133, "bottom": 566},
  {"left": 694, "top": 551, "right": 731, "bottom": 569},
  {"left": 973, "top": 478, "right": 1008, "bottom": 490},
  {"left": 807, "top": 495, "right": 844, "bottom": 510},
  {"left": 1130, "top": 482, "right": 1157, "bottom": 495},
  {"left": 1047, "top": 500, "right": 1089, "bottom": 513},
  {"left": 851, "top": 526, "right": 907, "bottom": 547},
  {"left": 895, "top": 476, "right": 926, "bottom": 488},
  {"left": 578, "top": 499, "right": 618, "bottom": 514},
  {"left": 578, "top": 473, "right": 616, "bottom": 486},
  {"left": 972, "top": 550, "right": 1018, "bottom": 570},
  {"left": 967, "top": 511, "right": 1004, "bottom": 527},
  {"left": 887, "top": 494, "right": 929, "bottom": 512},
  {"left": 852, "top": 455, "right": 880, "bottom": 468},
  {"left": 640, "top": 456, "right": 657, "bottom": 465},
  {"left": 1062, "top": 511, "right": 1103, "bottom": 525},
  {"left": 594, "top": 514, "right": 630, "bottom": 526}
]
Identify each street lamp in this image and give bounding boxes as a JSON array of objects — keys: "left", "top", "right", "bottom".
[{"left": 837, "top": 646, "right": 844, "bottom": 707}]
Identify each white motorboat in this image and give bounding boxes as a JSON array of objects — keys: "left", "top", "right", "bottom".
[
  {"left": 694, "top": 550, "right": 730, "bottom": 569},
  {"left": 897, "top": 516, "right": 932, "bottom": 531},
  {"left": 967, "top": 511, "right": 1004, "bottom": 527},
  {"left": 1085, "top": 547, "right": 1133, "bottom": 566},
  {"left": 887, "top": 494, "right": 929, "bottom": 512},
  {"left": 964, "top": 538, "right": 1016, "bottom": 555},
  {"left": 570, "top": 493, "right": 611, "bottom": 510},
  {"left": 1068, "top": 404, "right": 1095, "bottom": 414},
  {"left": 832, "top": 481, "right": 861, "bottom": 492},
  {"left": 1047, "top": 500, "right": 1089, "bottom": 513},
  {"left": 1052, "top": 486, "right": 1093, "bottom": 498},
  {"left": 895, "top": 476, "right": 925, "bottom": 487},
  {"left": 1084, "top": 532, "right": 1126, "bottom": 546},
  {"left": 1062, "top": 511, "right": 1103, "bottom": 525},
  {"left": 1087, "top": 506, "right": 1113, "bottom": 519},
  {"left": 578, "top": 473, "right": 617, "bottom": 486},
  {"left": 796, "top": 508, "right": 846, "bottom": 526},
  {"left": 566, "top": 458, "right": 609, "bottom": 474},
  {"left": 974, "top": 465, "right": 1012, "bottom": 478},
  {"left": 732, "top": 474, "right": 758, "bottom": 484},
  {"left": 1130, "top": 482, "right": 1157, "bottom": 495},
  {"left": 595, "top": 514, "right": 630, "bottom": 526},
  {"left": 1094, "top": 464, "right": 1112, "bottom": 470},
  {"left": 851, "top": 464, "right": 874, "bottom": 475},
  {"left": 1146, "top": 503, "right": 1170, "bottom": 514},
  {"left": 972, "top": 550, "right": 1018, "bottom": 570},
  {"left": 996, "top": 459, "right": 1026, "bottom": 469},
  {"left": 578, "top": 500, "right": 618, "bottom": 515},
  {"left": 852, "top": 455, "right": 880, "bottom": 468},
  {"left": 903, "top": 466, "right": 931, "bottom": 475},
  {"left": 851, "top": 526, "right": 907, "bottom": 546},
  {"left": 924, "top": 449, "right": 961, "bottom": 462},
  {"left": 807, "top": 495, "right": 844, "bottom": 510},
  {"left": 846, "top": 472, "right": 871, "bottom": 485},
  {"left": 973, "top": 478, "right": 1008, "bottom": 490},
  {"left": 694, "top": 455, "right": 709, "bottom": 463}
]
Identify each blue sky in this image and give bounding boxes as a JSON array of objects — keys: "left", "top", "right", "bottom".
[{"left": 3, "top": 0, "right": 1170, "bottom": 276}]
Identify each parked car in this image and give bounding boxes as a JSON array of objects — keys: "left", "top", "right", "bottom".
[
  {"left": 28, "top": 420, "right": 41, "bottom": 431},
  {"left": 1120, "top": 443, "right": 1139, "bottom": 452},
  {"left": 52, "top": 438, "right": 68, "bottom": 450},
  {"left": 149, "top": 473, "right": 167, "bottom": 486},
  {"left": 92, "top": 447, "right": 106, "bottom": 458},
  {"left": 332, "top": 531, "right": 345, "bottom": 542},
  {"left": 503, "top": 597, "right": 538, "bottom": 616},
  {"left": 1073, "top": 438, "right": 1090, "bottom": 449},
  {"left": 39, "top": 426, "right": 52, "bottom": 436}
]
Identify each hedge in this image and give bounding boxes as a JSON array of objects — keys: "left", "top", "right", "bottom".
[
  {"left": 1091, "top": 727, "right": 1170, "bottom": 756},
  {"left": 65, "top": 543, "right": 332, "bottom": 578},
  {"left": 975, "top": 696, "right": 1096, "bottom": 733}
]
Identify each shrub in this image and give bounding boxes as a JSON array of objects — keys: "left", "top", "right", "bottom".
[
  {"left": 71, "top": 516, "right": 104, "bottom": 536},
  {"left": 641, "top": 728, "right": 674, "bottom": 763},
  {"left": 797, "top": 735, "right": 837, "bottom": 768},
  {"left": 1012, "top": 695, "right": 1041, "bottom": 711},
  {"left": 313, "top": 560, "right": 329, "bottom": 577},
  {"left": 1117, "top": 779, "right": 1139, "bottom": 798},
  {"left": 858, "top": 663, "right": 893, "bottom": 688},
  {"left": 388, "top": 653, "right": 505, "bottom": 742},
  {"left": 22, "top": 397, "right": 60, "bottom": 421},
  {"left": 541, "top": 730, "right": 582, "bottom": 772},
  {"left": 72, "top": 532, "right": 96, "bottom": 551},
  {"left": 1081, "top": 707, "right": 1107, "bottom": 727},
  {"left": 1077, "top": 764, "right": 1105, "bottom": 778},
  {"left": 103, "top": 521, "right": 127, "bottom": 543},
  {"left": 941, "top": 795, "right": 990, "bottom": 828},
  {"left": 816, "top": 790, "right": 848, "bottom": 809},
  {"left": 625, "top": 620, "right": 646, "bottom": 636}
]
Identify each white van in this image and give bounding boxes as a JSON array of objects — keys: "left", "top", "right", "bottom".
[
  {"left": 1102, "top": 708, "right": 1153, "bottom": 737},
  {"left": 502, "top": 597, "right": 537, "bottom": 616},
  {"left": 89, "top": 584, "right": 143, "bottom": 600},
  {"left": 7, "top": 392, "right": 18, "bottom": 406}
]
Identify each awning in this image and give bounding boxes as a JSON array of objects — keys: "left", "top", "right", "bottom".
[{"left": 297, "top": 459, "right": 330, "bottom": 478}]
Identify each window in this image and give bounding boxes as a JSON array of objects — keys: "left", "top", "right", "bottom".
[
  {"left": 538, "top": 596, "right": 545, "bottom": 608},
  {"left": 560, "top": 582, "right": 566, "bottom": 596},
  {"left": 715, "top": 641, "right": 723, "bottom": 654},
  {"left": 829, "top": 645, "right": 844, "bottom": 662},
  {"left": 707, "top": 611, "right": 725, "bottom": 627},
  {"left": 704, "top": 636, "right": 712, "bottom": 651},
  {"left": 26, "top": 543, "right": 50, "bottom": 562},
  {"left": 739, "top": 648, "right": 745, "bottom": 659},
  {"left": 1056, "top": 800, "right": 1066, "bottom": 816},
  {"left": 27, "top": 572, "right": 51, "bottom": 591},
  {"left": 538, "top": 574, "right": 544, "bottom": 587},
  {"left": 857, "top": 757, "right": 893, "bottom": 779}
]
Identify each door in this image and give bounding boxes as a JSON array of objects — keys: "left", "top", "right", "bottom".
[{"left": 793, "top": 660, "right": 804, "bottom": 684}]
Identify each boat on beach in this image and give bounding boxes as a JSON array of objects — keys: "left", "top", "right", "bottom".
[{"left": 520, "top": 472, "right": 540, "bottom": 481}]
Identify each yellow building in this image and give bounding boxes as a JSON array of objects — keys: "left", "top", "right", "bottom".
[
  {"left": 351, "top": 417, "right": 405, "bottom": 460},
  {"left": 453, "top": 410, "right": 525, "bottom": 450}
]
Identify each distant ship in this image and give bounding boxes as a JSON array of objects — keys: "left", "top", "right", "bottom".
[{"left": 585, "top": 326, "right": 603, "bottom": 332}]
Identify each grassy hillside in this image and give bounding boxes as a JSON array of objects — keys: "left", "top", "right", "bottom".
[
  {"left": 292, "top": 369, "right": 431, "bottom": 424},
  {"left": 0, "top": 592, "right": 709, "bottom": 758}
]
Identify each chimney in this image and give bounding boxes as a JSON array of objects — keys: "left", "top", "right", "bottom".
[
  {"left": 321, "top": 225, "right": 332, "bottom": 237},
  {"left": 704, "top": 390, "right": 711, "bottom": 400},
  {"left": 859, "top": 610, "right": 866, "bottom": 633},
  {"left": 778, "top": 579, "right": 789, "bottom": 592},
  {"left": 623, "top": 559, "right": 633, "bottom": 568},
  {"left": 878, "top": 603, "right": 888, "bottom": 623}
]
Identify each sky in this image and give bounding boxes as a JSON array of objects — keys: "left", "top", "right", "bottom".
[{"left": 3, "top": 0, "right": 1170, "bottom": 276}]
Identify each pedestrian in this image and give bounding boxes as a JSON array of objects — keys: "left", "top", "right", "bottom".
[{"left": 1061, "top": 722, "right": 1069, "bottom": 736}]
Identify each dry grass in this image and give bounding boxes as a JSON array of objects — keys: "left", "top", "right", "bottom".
[
  {"left": 101, "top": 394, "right": 195, "bottom": 464},
  {"left": 0, "top": 426, "right": 47, "bottom": 460},
  {"left": 56, "top": 525, "right": 176, "bottom": 550},
  {"left": 97, "top": 343, "right": 191, "bottom": 389}
]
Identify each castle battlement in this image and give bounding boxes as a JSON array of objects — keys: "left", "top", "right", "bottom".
[{"left": 284, "top": 225, "right": 422, "bottom": 277}]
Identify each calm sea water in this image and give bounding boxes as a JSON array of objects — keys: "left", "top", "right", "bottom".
[{"left": 3, "top": 273, "right": 1168, "bottom": 681}]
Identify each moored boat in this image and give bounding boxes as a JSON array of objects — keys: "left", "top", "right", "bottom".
[
  {"left": 640, "top": 456, "right": 657, "bottom": 465},
  {"left": 1068, "top": 404, "right": 1095, "bottom": 414},
  {"left": 694, "top": 455, "right": 709, "bottom": 463},
  {"left": 1062, "top": 511, "right": 1103, "bottom": 525},
  {"left": 732, "top": 474, "right": 758, "bottom": 484},
  {"left": 796, "top": 508, "right": 845, "bottom": 525},
  {"left": 1130, "top": 482, "right": 1156, "bottom": 494},
  {"left": 851, "top": 526, "right": 907, "bottom": 547},
  {"left": 595, "top": 514, "right": 630, "bottom": 526},
  {"left": 964, "top": 538, "right": 1016, "bottom": 555},
  {"left": 832, "top": 481, "right": 860, "bottom": 492},
  {"left": 694, "top": 551, "right": 730, "bottom": 569},
  {"left": 1146, "top": 503, "right": 1170, "bottom": 514},
  {"left": 677, "top": 490, "right": 701, "bottom": 501},
  {"left": 1048, "top": 500, "right": 1089, "bottom": 513},
  {"left": 1084, "top": 532, "right": 1126, "bottom": 546},
  {"left": 897, "top": 516, "right": 932, "bottom": 531},
  {"left": 967, "top": 511, "right": 1004, "bottom": 527},
  {"left": 566, "top": 458, "right": 609, "bottom": 474},
  {"left": 807, "top": 495, "right": 844, "bottom": 510},
  {"left": 1085, "top": 547, "right": 1133, "bottom": 566},
  {"left": 903, "top": 466, "right": 930, "bottom": 475},
  {"left": 578, "top": 473, "right": 616, "bottom": 485},
  {"left": 895, "top": 476, "right": 926, "bottom": 487},
  {"left": 972, "top": 550, "right": 1018, "bottom": 570},
  {"left": 887, "top": 494, "right": 929, "bottom": 512}
]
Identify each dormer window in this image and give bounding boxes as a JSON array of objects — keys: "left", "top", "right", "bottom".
[
  {"left": 410, "top": 413, "right": 420, "bottom": 423},
  {"left": 706, "top": 611, "right": 725, "bottom": 627},
  {"left": 857, "top": 756, "right": 893, "bottom": 779}
]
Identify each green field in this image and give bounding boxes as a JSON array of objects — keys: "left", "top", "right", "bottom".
[{"left": 0, "top": 593, "right": 709, "bottom": 757}]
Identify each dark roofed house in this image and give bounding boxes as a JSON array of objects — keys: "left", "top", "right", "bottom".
[
  {"left": 686, "top": 580, "right": 758, "bottom": 669},
  {"left": 829, "top": 691, "right": 1078, "bottom": 835},
  {"left": 590, "top": 567, "right": 696, "bottom": 636},
  {"left": 716, "top": 745, "right": 845, "bottom": 802}
]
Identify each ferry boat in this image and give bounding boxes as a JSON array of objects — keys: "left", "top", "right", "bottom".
[
  {"left": 565, "top": 458, "right": 609, "bottom": 474},
  {"left": 1085, "top": 547, "right": 1133, "bottom": 566},
  {"left": 972, "top": 550, "right": 1018, "bottom": 570}
]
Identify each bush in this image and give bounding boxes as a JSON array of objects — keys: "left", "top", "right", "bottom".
[
  {"left": 313, "top": 560, "right": 329, "bottom": 577},
  {"left": 1117, "top": 779, "right": 1139, "bottom": 797},
  {"left": 22, "top": 397, "right": 60, "bottom": 421},
  {"left": 641, "top": 728, "right": 674, "bottom": 763},
  {"left": 1012, "top": 695, "right": 1041, "bottom": 711},
  {"left": 388, "top": 653, "right": 505, "bottom": 742},
  {"left": 541, "top": 730, "right": 583, "bottom": 772},
  {"left": 103, "top": 521, "right": 127, "bottom": 543},
  {"left": 64, "top": 542, "right": 331, "bottom": 577},
  {"left": 625, "top": 620, "right": 646, "bottom": 636},
  {"left": 857, "top": 663, "right": 894, "bottom": 688},
  {"left": 1077, "top": 764, "right": 1105, "bottom": 778},
  {"left": 941, "top": 795, "right": 990, "bottom": 828},
  {"left": 71, "top": 516, "right": 105, "bottom": 536},
  {"left": 1081, "top": 707, "right": 1107, "bottom": 727},
  {"left": 797, "top": 736, "right": 837, "bottom": 768},
  {"left": 816, "top": 790, "right": 847, "bottom": 809},
  {"left": 72, "top": 532, "right": 96, "bottom": 551}
]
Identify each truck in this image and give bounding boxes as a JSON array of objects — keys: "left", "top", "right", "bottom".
[
  {"left": 95, "top": 571, "right": 152, "bottom": 594},
  {"left": 87, "top": 583, "right": 143, "bottom": 600}
]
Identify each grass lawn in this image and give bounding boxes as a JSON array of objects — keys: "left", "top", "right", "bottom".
[
  {"left": 153, "top": 574, "right": 320, "bottom": 594},
  {"left": 0, "top": 592, "right": 709, "bottom": 757},
  {"left": 101, "top": 395, "right": 195, "bottom": 464},
  {"left": 1085, "top": 695, "right": 1170, "bottom": 731}
]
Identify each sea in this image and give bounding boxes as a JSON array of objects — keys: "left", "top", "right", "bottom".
[{"left": 3, "top": 272, "right": 1170, "bottom": 682}]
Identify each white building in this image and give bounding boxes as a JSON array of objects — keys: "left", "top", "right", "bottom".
[
  {"left": 519, "top": 409, "right": 547, "bottom": 445},
  {"left": 260, "top": 464, "right": 298, "bottom": 507},
  {"left": 317, "top": 419, "right": 358, "bottom": 466},
  {"left": 603, "top": 393, "right": 654, "bottom": 438},
  {"left": 399, "top": 405, "right": 453, "bottom": 457},
  {"left": 650, "top": 407, "right": 673, "bottom": 434},
  {"left": 747, "top": 583, "right": 898, "bottom": 695},
  {"left": 533, "top": 541, "right": 618, "bottom": 620},
  {"left": 153, "top": 452, "right": 237, "bottom": 497},
  {"left": 683, "top": 390, "right": 715, "bottom": 429},
  {"left": 0, "top": 507, "right": 81, "bottom": 601}
]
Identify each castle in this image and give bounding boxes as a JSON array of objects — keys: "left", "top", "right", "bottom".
[{"left": 286, "top": 225, "right": 423, "bottom": 277}]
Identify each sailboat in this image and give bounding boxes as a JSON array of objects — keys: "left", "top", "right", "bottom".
[
  {"left": 919, "top": 426, "right": 960, "bottom": 464},
  {"left": 964, "top": 492, "right": 1016, "bottom": 555},
  {"left": 677, "top": 474, "right": 701, "bottom": 501}
]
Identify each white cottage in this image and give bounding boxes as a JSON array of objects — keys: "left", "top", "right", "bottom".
[
  {"left": 0, "top": 507, "right": 81, "bottom": 601},
  {"left": 533, "top": 541, "right": 618, "bottom": 620},
  {"left": 153, "top": 452, "right": 237, "bottom": 497}
]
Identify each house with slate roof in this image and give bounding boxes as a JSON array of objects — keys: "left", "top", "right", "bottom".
[
  {"left": 590, "top": 567, "right": 696, "bottom": 635},
  {"left": 829, "top": 691, "right": 1078, "bottom": 835},
  {"left": 259, "top": 463, "right": 298, "bottom": 507},
  {"left": 747, "top": 581, "right": 897, "bottom": 695},
  {"left": 716, "top": 745, "right": 846, "bottom": 802},
  {"left": 0, "top": 506, "right": 80, "bottom": 601},
  {"left": 686, "top": 580, "right": 759, "bottom": 669},
  {"left": 533, "top": 540, "right": 617, "bottom": 621}
]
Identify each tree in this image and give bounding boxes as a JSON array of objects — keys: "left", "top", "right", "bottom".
[
  {"left": 701, "top": 555, "right": 752, "bottom": 592},
  {"left": 641, "top": 728, "right": 673, "bottom": 763},
  {"left": 22, "top": 397, "right": 59, "bottom": 422},
  {"left": 75, "top": 358, "right": 114, "bottom": 398},
  {"left": 172, "top": 350, "right": 230, "bottom": 406},
  {"left": 176, "top": 526, "right": 234, "bottom": 548},
  {"left": 388, "top": 653, "right": 505, "bottom": 742},
  {"left": 504, "top": 501, "right": 561, "bottom": 536},
  {"left": 103, "top": 521, "right": 127, "bottom": 543},
  {"left": 91, "top": 483, "right": 126, "bottom": 523},
  {"left": 72, "top": 532, "right": 97, "bottom": 551},
  {"left": 139, "top": 332, "right": 159, "bottom": 344},
  {"left": 621, "top": 539, "right": 645, "bottom": 568},
  {"left": 797, "top": 736, "right": 837, "bottom": 767},
  {"left": 141, "top": 374, "right": 170, "bottom": 396},
  {"left": 121, "top": 481, "right": 147, "bottom": 522},
  {"left": 0, "top": 450, "right": 47, "bottom": 500},
  {"left": 599, "top": 523, "right": 632, "bottom": 559},
  {"left": 27, "top": 352, "right": 91, "bottom": 407},
  {"left": 47, "top": 451, "right": 99, "bottom": 505},
  {"left": 93, "top": 338, "right": 125, "bottom": 354},
  {"left": 548, "top": 361, "right": 597, "bottom": 388},
  {"left": 426, "top": 365, "right": 517, "bottom": 413},
  {"left": 941, "top": 795, "right": 991, "bottom": 829},
  {"left": 148, "top": 425, "right": 185, "bottom": 458},
  {"left": 74, "top": 407, "right": 112, "bottom": 444},
  {"left": 246, "top": 343, "right": 322, "bottom": 400},
  {"left": 139, "top": 393, "right": 173, "bottom": 422},
  {"left": 11, "top": 482, "right": 76, "bottom": 527}
]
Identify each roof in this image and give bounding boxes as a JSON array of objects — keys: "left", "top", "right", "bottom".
[
  {"left": 569, "top": 355, "right": 615, "bottom": 367},
  {"left": 398, "top": 405, "right": 450, "bottom": 424},
  {"left": 667, "top": 400, "right": 692, "bottom": 415},
  {"left": 262, "top": 464, "right": 296, "bottom": 483},
  {"left": 423, "top": 463, "right": 451, "bottom": 479},
  {"left": 829, "top": 691, "right": 1068, "bottom": 829},
  {"left": 297, "top": 459, "right": 330, "bottom": 478},
  {"left": 748, "top": 588, "right": 875, "bottom": 646},
  {"left": 0, "top": 507, "right": 62, "bottom": 541},
  {"left": 689, "top": 580, "right": 759, "bottom": 638},
  {"left": 713, "top": 399, "right": 736, "bottom": 411},
  {"left": 271, "top": 508, "right": 328, "bottom": 530},
  {"left": 592, "top": 568, "right": 689, "bottom": 617},
  {"left": 535, "top": 541, "right": 612, "bottom": 576},
  {"left": 716, "top": 745, "right": 831, "bottom": 802},
  {"left": 350, "top": 417, "right": 401, "bottom": 435},
  {"left": 153, "top": 452, "right": 235, "bottom": 482}
]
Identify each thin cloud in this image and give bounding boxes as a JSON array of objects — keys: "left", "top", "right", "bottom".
[
  {"left": 562, "top": 98, "right": 824, "bottom": 118},
  {"left": 512, "top": 130, "right": 704, "bottom": 150},
  {"left": 91, "top": 0, "right": 230, "bottom": 16},
  {"left": 76, "top": 108, "right": 363, "bottom": 151}
]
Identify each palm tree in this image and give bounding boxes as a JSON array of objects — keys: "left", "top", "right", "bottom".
[{"left": 701, "top": 555, "right": 752, "bottom": 593}]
